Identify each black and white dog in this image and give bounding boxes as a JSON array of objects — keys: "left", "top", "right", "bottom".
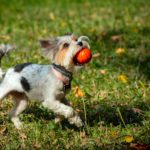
[{"left": 0, "top": 34, "right": 90, "bottom": 128}]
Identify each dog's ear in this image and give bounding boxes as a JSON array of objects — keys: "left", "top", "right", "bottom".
[{"left": 40, "top": 38, "right": 58, "bottom": 61}]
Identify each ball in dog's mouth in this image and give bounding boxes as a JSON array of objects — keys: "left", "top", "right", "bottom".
[{"left": 73, "top": 48, "right": 92, "bottom": 65}]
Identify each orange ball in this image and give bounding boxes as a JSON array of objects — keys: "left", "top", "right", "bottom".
[{"left": 74, "top": 48, "right": 92, "bottom": 65}]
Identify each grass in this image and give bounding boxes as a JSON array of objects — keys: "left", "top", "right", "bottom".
[{"left": 0, "top": 0, "right": 150, "bottom": 149}]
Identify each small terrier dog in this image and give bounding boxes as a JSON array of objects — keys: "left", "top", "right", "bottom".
[{"left": 0, "top": 34, "right": 90, "bottom": 129}]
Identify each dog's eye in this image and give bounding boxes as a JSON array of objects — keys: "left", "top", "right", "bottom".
[{"left": 63, "top": 43, "right": 69, "bottom": 48}]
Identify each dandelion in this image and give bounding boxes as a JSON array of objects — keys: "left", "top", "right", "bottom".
[
  {"left": 124, "top": 135, "right": 134, "bottom": 143},
  {"left": 118, "top": 75, "right": 128, "bottom": 83},
  {"left": 115, "top": 48, "right": 125, "bottom": 55},
  {"left": 111, "top": 131, "right": 118, "bottom": 138},
  {"left": 60, "top": 21, "right": 67, "bottom": 27}
]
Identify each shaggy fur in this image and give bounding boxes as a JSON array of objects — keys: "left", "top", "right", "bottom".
[{"left": 0, "top": 34, "right": 90, "bottom": 128}]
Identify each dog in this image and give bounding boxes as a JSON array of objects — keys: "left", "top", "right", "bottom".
[{"left": 0, "top": 34, "right": 90, "bottom": 129}]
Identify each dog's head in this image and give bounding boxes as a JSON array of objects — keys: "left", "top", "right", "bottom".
[{"left": 40, "top": 34, "right": 90, "bottom": 72}]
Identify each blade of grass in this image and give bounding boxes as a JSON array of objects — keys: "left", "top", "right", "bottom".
[
  {"left": 117, "top": 107, "right": 126, "bottom": 128},
  {"left": 82, "top": 98, "right": 90, "bottom": 133}
]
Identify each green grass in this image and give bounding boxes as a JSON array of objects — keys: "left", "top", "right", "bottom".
[{"left": 0, "top": 0, "right": 150, "bottom": 149}]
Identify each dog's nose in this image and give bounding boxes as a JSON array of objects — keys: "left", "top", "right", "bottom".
[{"left": 77, "top": 41, "right": 83, "bottom": 46}]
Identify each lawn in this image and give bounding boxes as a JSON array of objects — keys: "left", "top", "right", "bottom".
[{"left": 0, "top": 0, "right": 150, "bottom": 149}]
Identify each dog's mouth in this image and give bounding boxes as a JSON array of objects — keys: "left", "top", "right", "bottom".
[
  {"left": 73, "top": 46, "right": 92, "bottom": 66},
  {"left": 73, "top": 61, "right": 83, "bottom": 66},
  {"left": 73, "top": 48, "right": 84, "bottom": 66}
]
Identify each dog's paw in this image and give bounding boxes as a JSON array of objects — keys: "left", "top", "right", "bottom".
[
  {"left": 68, "top": 115, "right": 84, "bottom": 128},
  {"left": 54, "top": 116, "right": 63, "bottom": 124},
  {"left": 11, "top": 117, "right": 22, "bottom": 129}
]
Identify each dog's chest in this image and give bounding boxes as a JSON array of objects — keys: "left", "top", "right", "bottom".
[
  {"left": 54, "top": 80, "right": 68, "bottom": 99},
  {"left": 55, "top": 90, "right": 65, "bottom": 99}
]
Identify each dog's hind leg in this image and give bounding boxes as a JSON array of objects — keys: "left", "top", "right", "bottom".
[
  {"left": 0, "top": 71, "right": 24, "bottom": 100},
  {"left": 9, "top": 92, "right": 28, "bottom": 129},
  {"left": 0, "top": 82, "right": 13, "bottom": 100}
]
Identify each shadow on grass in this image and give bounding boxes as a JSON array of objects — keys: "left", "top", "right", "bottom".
[
  {"left": 85, "top": 102, "right": 149, "bottom": 127},
  {"left": 23, "top": 103, "right": 55, "bottom": 122},
  {"left": 23, "top": 103, "right": 82, "bottom": 130},
  {"left": 127, "top": 55, "right": 150, "bottom": 80},
  {"left": 21, "top": 101, "right": 149, "bottom": 129}
]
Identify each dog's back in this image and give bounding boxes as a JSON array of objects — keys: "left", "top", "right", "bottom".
[{"left": 0, "top": 35, "right": 90, "bottom": 128}]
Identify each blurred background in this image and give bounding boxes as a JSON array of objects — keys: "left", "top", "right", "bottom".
[{"left": 0, "top": 0, "right": 150, "bottom": 149}]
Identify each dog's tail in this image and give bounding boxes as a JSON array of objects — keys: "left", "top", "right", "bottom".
[{"left": 0, "top": 44, "right": 15, "bottom": 78}]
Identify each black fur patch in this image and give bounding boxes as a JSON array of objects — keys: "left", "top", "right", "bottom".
[
  {"left": 2, "top": 73, "right": 6, "bottom": 78},
  {"left": 14, "top": 63, "right": 32, "bottom": 72},
  {"left": 20, "top": 77, "right": 30, "bottom": 92}
]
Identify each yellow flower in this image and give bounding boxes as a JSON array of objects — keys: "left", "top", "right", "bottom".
[
  {"left": 124, "top": 135, "right": 134, "bottom": 143},
  {"left": 115, "top": 48, "right": 125, "bottom": 55},
  {"left": 118, "top": 75, "right": 128, "bottom": 83},
  {"left": 111, "top": 131, "right": 118, "bottom": 138},
  {"left": 49, "top": 12, "right": 55, "bottom": 20},
  {"left": 42, "top": 29, "right": 47, "bottom": 34},
  {"left": 74, "top": 86, "right": 84, "bottom": 98},
  {"left": 0, "top": 35, "right": 10, "bottom": 41},
  {"left": 60, "top": 21, "right": 67, "bottom": 27}
]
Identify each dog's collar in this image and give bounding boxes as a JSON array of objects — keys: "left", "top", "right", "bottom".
[
  {"left": 52, "top": 63, "right": 72, "bottom": 91},
  {"left": 52, "top": 63, "right": 72, "bottom": 79}
]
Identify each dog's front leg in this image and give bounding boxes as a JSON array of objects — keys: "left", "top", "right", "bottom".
[
  {"left": 54, "top": 97, "right": 70, "bottom": 124},
  {"left": 62, "top": 97, "right": 83, "bottom": 127},
  {"left": 42, "top": 98, "right": 83, "bottom": 127}
]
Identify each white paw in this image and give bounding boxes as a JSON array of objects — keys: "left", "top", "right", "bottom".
[
  {"left": 54, "top": 116, "right": 63, "bottom": 124},
  {"left": 68, "top": 115, "right": 83, "bottom": 127},
  {"left": 11, "top": 117, "right": 22, "bottom": 129}
]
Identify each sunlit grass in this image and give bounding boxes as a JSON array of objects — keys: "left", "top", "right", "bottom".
[{"left": 0, "top": 0, "right": 150, "bottom": 149}]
